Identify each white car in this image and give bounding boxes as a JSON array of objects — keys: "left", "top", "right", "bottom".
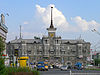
[
  {"left": 49, "top": 65, "right": 53, "bottom": 69},
  {"left": 60, "top": 66, "right": 68, "bottom": 71},
  {"left": 84, "top": 65, "right": 93, "bottom": 69}
]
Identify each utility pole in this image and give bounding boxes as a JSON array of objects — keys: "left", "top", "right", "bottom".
[
  {"left": 20, "top": 25, "right": 22, "bottom": 39},
  {"left": 91, "top": 28, "right": 100, "bottom": 59},
  {"left": 18, "top": 25, "right": 22, "bottom": 67}
]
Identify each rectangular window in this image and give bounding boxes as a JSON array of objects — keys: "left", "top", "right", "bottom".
[
  {"left": 56, "top": 46, "right": 59, "bottom": 49},
  {"left": 28, "top": 51, "right": 31, "bottom": 54},
  {"left": 39, "top": 46, "right": 42, "bottom": 49},
  {"left": 39, "top": 51, "right": 42, "bottom": 54},
  {"left": 57, "top": 40, "right": 58, "bottom": 44},
  {"left": 50, "top": 51, "right": 54, "bottom": 54},
  {"left": 45, "top": 40, "right": 47, "bottom": 44},
  {"left": 61, "top": 51, "right": 65, "bottom": 54}
]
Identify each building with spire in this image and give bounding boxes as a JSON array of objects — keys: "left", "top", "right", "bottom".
[{"left": 6, "top": 7, "right": 90, "bottom": 66}]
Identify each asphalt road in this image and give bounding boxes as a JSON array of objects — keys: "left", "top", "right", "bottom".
[
  {"left": 40, "top": 69, "right": 70, "bottom": 75},
  {"left": 40, "top": 69, "right": 100, "bottom": 75}
]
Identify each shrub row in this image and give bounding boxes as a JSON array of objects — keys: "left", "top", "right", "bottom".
[{"left": 4, "top": 67, "right": 39, "bottom": 75}]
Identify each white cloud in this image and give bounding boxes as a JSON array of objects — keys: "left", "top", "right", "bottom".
[
  {"left": 36, "top": 4, "right": 100, "bottom": 32},
  {"left": 72, "top": 16, "right": 89, "bottom": 31},
  {"left": 22, "top": 32, "right": 44, "bottom": 39},
  {"left": 7, "top": 4, "right": 100, "bottom": 42},
  {"left": 23, "top": 21, "right": 29, "bottom": 25},
  {"left": 36, "top": 4, "right": 69, "bottom": 32},
  {"left": 72, "top": 16, "right": 100, "bottom": 31}
]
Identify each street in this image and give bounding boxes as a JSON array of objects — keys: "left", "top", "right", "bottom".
[
  {"left": 40, "top": 69, "right": 100, "bottom": 75},
  {"left": 40, "top": 69, "right": 70, "bottom": 75}
]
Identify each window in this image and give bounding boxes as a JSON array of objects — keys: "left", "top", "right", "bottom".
[
  {"left": 57, "top": 40, "right": 58, "bottom": 44},
  {"left": 37, "top": 51, "right": 42, "bottom": 54},
  {"left": 39, "top": 46, "right": 42, "bottom": 49},
  {"left": 83, "top": 49, "right": 86, "bottom": 53},
  {"left": 28, "top": 51, "right": 31, "bottom": 54},
  {"left": 61, "top": 51, "right": 65, "bottom": 54},
  {"left": 51, "top": 46, "right": 53, "bottom": 49},
  {"left": 45, "top": 40, "right": 47, "bottom": 44},
  {"left": 56, "top": 46, "right": 59, "bottom": 49},
  {"left": 39, "top": 51, "right": 42, "bottom": 54},
  {"left": 67, "top": 52, "right": 70, "bottom": 55},
  {"left": 85, "top": 46, "right": 87, "bottom": 49},
  {"left": 67, "top": 46, "right": 70, "bottom": 50},
  {"left": 71, "top": 49, "right": 76, "bottom": 52},
  {"left": 50, "top": 51, "right": 54, "bottom": 54},
  {"left": 28, "top": 46, "right": 31, "bottom": 49}
]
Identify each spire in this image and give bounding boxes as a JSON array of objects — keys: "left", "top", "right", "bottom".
[{"left": 50, "top": 7, "right": 54, "bottom": 28}]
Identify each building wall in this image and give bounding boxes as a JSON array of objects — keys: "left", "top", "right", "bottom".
[
  {"left": 0, "top": 14, "right": 8, "bottom": 57},
  {"left": 6, "top": 38, "right": 90, "bottom": 66}
]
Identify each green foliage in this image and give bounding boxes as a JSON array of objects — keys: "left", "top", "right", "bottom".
[
  {"left": 94, "top": 59, "right": 100, "bottom": 66},
  {"left": 5, "top": 67, "right": 40, "bottom": 75},
  {"left": 0, "top": 37, "right": 40, "bottom": 75},
  {"left": 0, "top": 37, "right": 5, "bottom": 55},
  {"left": 32, "top": 70, "right": 40, "bottom": 75},
  {"left": 0, "top": 37, "right": 6, "bottom": 75}
]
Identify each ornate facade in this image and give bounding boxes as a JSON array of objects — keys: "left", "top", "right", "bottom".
[{"left": 6, "top": 7, "right": 90, "bottom": 66}]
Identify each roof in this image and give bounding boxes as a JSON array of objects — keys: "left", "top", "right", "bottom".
[
  {"left": 61, "top": 39, "right": 88, "bottom": 44},
  {"left": 10, "top": 38, "right": 42, "bottom": 44},
  {"left": 9, "top": 38, "right": 90, "bottom": 44}
]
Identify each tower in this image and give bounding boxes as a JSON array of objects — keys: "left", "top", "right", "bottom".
[
  {"left": 47, "top": 7, "right": 56, "bottom": 38},
  {"left": 1, "top": 14, "right": 5, "bottom": 24}
]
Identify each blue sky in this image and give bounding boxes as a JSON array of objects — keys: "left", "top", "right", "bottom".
[{"left": 1, "top": 0, "right": 100, "bottom": 51}]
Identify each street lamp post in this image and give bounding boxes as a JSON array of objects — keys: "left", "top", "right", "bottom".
[{"left": 18, "top": 40, "right": 22, "bottom": 67}]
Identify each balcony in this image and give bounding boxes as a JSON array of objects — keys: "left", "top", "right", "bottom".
[{"left": 0, "top": 23, "right": 8, "bottom": 33}]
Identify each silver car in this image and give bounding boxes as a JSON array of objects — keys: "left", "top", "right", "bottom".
[{"left": 60, "top": 66, "right": 68, "bottom": 71}]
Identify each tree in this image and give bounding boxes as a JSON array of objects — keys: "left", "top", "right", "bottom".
[
  {"left": 0, "top": 37, "right": 6, "bottom": 75},
  {"left": 94, "top": 59, "right": 100, "bottom": 66}
]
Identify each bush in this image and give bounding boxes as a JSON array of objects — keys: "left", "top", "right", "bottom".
[
  {"left": 0, "top": 37, "right": 6, "bottom": 75},
  {"left": 5, "top": 67, "right": 40, "bottom": 75},
  {"left": 94, "top": 59, "right": 100, "bottom": 66},
  {"left": 32, "top": 70, "right": 40, "bottom": 75}
]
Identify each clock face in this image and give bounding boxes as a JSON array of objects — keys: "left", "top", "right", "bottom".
[{"left": 50, "top": 33, "right": 54, "bottom": 37}]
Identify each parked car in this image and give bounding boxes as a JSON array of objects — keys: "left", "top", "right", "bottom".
[
  {"left": 74, "top": 62, "right": 83, "bottom": 70},
  {"left": 49, "top": 65, "right": 53, "bottom": 69},
  {"left": 60, "top": 66, "right": 68, "bottom": 71},
  {"left": 84, "top": 65, "right": 93, "bottom": 69}
]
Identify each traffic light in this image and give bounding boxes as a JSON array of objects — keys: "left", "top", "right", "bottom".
[{"left": 14, "top": 49, "right": 18, "bottom": 56}]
